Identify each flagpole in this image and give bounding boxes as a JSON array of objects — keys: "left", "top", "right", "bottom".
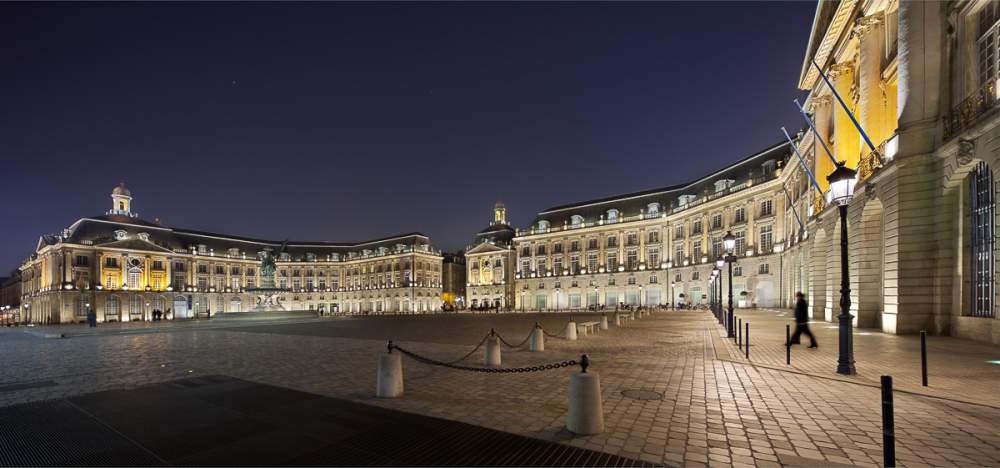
[
  {"left": 781, "top": 184, "right": 806, "bottom": 233},
  {"left": 781, "top": 127, "right": 824, "bottom": 197},
  {"left": 794, "top": 98, "right": 838, "bottom": 166},
  {"left": 811, "top": 59, "right": 877, "bottom": 152}
]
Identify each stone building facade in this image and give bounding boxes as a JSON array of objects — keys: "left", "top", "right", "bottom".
[
  {"left": 17, "top": 184, "right": 444, "bottom": 324},
  {"left": 465, "top": 202, "right": 517, "bottom": 310},
  {"left": 499, "top": 0, "right": 1000, "bottom": 347}
]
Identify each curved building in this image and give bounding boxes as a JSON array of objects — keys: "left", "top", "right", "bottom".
[{"left": 18, "top": 184, "right": 443, "bottom": 323}]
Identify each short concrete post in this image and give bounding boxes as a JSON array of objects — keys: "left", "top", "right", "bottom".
[
  {"left": 376, "top": 341, "right": 403, "bottom": 398},
  {"left": 600, "top": 315, "right": 609, "bottom": 330},
  {"left": 530, "top": 324, "right": 545, "bottom": 352},
  {"left": 565, "top": 321, "right": 578, "bottom": 340},
  {"left": 566, "top": 354, "right": 603, "bottom": 435},
  {"left": 614, "top": 313, "right": 622, "bottom": 327},
  {"left": 485, "top": 331, "right": 501, "bottom": 367}
]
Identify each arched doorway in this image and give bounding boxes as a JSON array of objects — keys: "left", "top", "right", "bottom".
[
  {"left": 172, "top": 295, "right": 188, "bottom": 319},
  {"left": 809, "top": 229, "right": 827, "bottom": 320},
  {"left": 854, "top": 198, "right": 885, "bottom": 329}
]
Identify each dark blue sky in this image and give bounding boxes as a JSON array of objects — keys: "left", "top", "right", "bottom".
[{"left": 0, "top": 2, "right": 814, "bottom": 272}]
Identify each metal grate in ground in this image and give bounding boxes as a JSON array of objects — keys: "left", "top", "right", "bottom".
[{"left": 0, "top": 375, "right": 662, "bottom": 467}]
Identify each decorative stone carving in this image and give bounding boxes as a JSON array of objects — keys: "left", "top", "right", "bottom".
[
  {"left": 958, "top": 139, "right": 975, "bottom": 166},
  {"left": 852, "top": 12, "right": 884, "bottom": 38}
]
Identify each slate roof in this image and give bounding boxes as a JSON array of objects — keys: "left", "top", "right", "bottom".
[
  {"left": 54, "top": 215, "right": 434, "bottom": 260},
  {"left": 529, "top": 140, "right": 793, "bottom": 228}
]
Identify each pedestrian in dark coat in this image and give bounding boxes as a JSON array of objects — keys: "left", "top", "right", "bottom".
[{"left": 790, "top": 292, "right": 817, "bottom": 348}]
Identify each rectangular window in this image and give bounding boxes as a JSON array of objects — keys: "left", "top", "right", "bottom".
[
  {"left": 553, "top": 243, "right": 563, "bottom": 254},
  {"left": 759, "top": 225, "right": 773, "bottom": 253},
  {"left": 571, "top": 255, "right": 580, "bottom": 274},
  {"left": 521, "top": 247, "right": 530, "bottom": 257},
  {"left": 626, "top": 249, "right": 638, "bottom": 270},
  {"left": 104, "top": 257, "right": 119, "bottom": 268},
  {"left": 759, "top": 263, "right": 770, "bottom": 275},
  {"left": 647, "top": 248, "right": 659, "bottom": 267},
  {"left": 152, "top": 260, "right": 164, "bottom": 270},
  {"left": 692, "top": 220, "right": 702, "bottom": 234},
  {"left": 214, "top": 265, "right": 225, "bottom": 275},
  {"left": 606, "top": 252, "right": 618, "bottom": 271},
  {"left": 674, "top": 244, "right": 684, "bottom": 263},
  {"left": 521, "top": 260, "right": 530, "bottom": 274},
  {"left": 587, "top": 238, "right": 598, "bottom": 250},
  {"left": 570, "top": 240, "right": 580, "bottom": 252},
  {"left": 607, "top": 236, "right": 618, "bottom": 248},
  {"left": 734, "top": 266, "right": 743, "bottom": 277},
  {"left": 711, "top": 214, "right": 722, "bottom": 229},
  {"left": 536, "top": 259, "right": 546, "bottom": 273},
  {"left": 674, "top": 225, "right": 684, "bottom": 239},
  {"left": 979, "top": 3, "right": 1000, "bottom": 86},
  {"left": 197, "top": 265, "right": 208, "bottom": 274},
  {"left": 692, "top": 271, "right": 700, "bottom": 281},
  {"left": 712, "top": 237, "right": 722, "bottom": 260},
  {"left": 734, "top": 207, "right": 746, "bottom": 224},
  {"left": 553, "top": 257, "right": 563, "bottom": 273},
  {"left": 197, "top": 277, "right": 208, "bottom": 290},
  {"left": 693, "top": 240, "right": 702, "bottom": 260},
  {"left": 649, "top": 275, "right": 658, "bottom": 284},
  {"left": 735, "top": 231, "right": 746, "bottom": 255},
  {"left": 535, "top": 245, "right": 547, "bottom": 256},
  {"left": 75, "top": 255, "right": 89, "bottom": 266},
  {"left": 760, "top": 199, "right": 773, "bottom": 217},
  {"left": 647, "top": 231, "right": 660, "bottom": 243},
  {"left": 626, "top": 233, "right": 638, "bottom": 246},
  {"left": 587, "top": 253, "right": 598, "bottom": 272}
]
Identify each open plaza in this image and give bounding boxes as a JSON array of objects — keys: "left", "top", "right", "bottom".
[{"left": 2, "top": 310, "right": 1000, "bottom": 466}]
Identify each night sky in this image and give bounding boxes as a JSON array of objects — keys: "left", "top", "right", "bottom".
[{"left": 0, "top": 2, "right": 814, "bottom": 272}]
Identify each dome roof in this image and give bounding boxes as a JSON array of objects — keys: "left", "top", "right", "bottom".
[{"left": 112, "top": 182, "right": 131, "bottom": 197}]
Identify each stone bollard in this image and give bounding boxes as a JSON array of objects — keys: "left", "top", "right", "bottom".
[
  {"left": 614, "top": 313, "right": 622, "bottom": 327},
  {"left": 376, "top": 341, "right": 404, "bottom": 398},
  {"left": 485, "top": 331, "right": 501, "bottom": 367},
  {"left": 600, "top": 315, "right": 609, "bottom": 330},
  {"left": 565, "top": 321, "right": 578, "bottom": 340},
  {"left": 566, "top": 354, "right": 604, "bottom": 435},
  {"left": 530, "top": 324, "right": 545, "bottom": 352}
]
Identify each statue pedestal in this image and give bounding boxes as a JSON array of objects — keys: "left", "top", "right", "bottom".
[{"left": 246, "top": 288, "right": 290, "bottom": 312}]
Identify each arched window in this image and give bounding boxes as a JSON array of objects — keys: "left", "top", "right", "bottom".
[
  {"left": 971, "top": 162, "right": 996, "bottom": 318},
  {"left": 571, "top": 215, "right": 584, "bottom": 227}
]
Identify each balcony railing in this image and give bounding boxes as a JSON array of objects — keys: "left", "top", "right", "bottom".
[{"left": 943, "top": 79, "right": 998, "bottom": 142}]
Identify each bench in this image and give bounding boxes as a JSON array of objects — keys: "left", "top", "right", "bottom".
[{"left": 578, "top": 321, "right": 600, "bottom": 336}]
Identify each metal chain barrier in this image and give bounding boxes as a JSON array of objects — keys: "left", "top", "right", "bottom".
[
  {"left": 495, "top": 328, "right": 533, "bottom": 349},
  {"left": 389, "top": 341, "right": 581, "bottom": 373},
  {"left": 438, "top": 333, "right": 491, "bottom": 365}
]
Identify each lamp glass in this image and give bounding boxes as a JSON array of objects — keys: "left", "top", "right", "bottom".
[
  {"left": 827, "top": 162, "right": 858, "bottom": 206},
  {"left": 723, "top": 231, "right": 736, "bottom": 252}
]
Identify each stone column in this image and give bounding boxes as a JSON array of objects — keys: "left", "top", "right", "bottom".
[
  {"left": 811, "top": 96, "right": 835, "bottom": 191},
  {"left": 856, "top": 13, "right": 886, "bottom": 147},
  {"left": 831, "top": 61, "right": 861, "bottom": 169}
]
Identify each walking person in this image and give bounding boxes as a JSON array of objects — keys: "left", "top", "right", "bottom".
[{"left": 790, "top": 292, "right": 817, "bottom": 348}]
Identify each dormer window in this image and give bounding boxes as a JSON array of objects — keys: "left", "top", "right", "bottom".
[
  {"left": 762, "top": 160, "right": 777, "bottom": 177},
  {"left": 714, "top": 180, "right": 735, "bottom": 193},
  {"left": 305, "top": 253, "right": 317, "bottom": 261},
  {"left": 570, "top": 215, "right": 584, "bottom": 227},
  {"left": 606, "top": 209, "right": 619, "bottom": 222},
  {"left": 137, "top": 232, "right": 150, "bottom": 241},
  {"left": 114, "top": 230, "right": 128, "bottom": 241},
  {"left": 197, "top": 244, "right": 208, "bottom": 254},
  {"left": 678, "top": 195, "right": 697, "bottom": 206},
  {"left": 537, "top": 220, "right": 550, "bottom": 230},
  {"left": 280, "top": 252, "right": 291, "bottom": 261},
  {"left": 647, "top": 203, "right": 660, "bottom": 216}
]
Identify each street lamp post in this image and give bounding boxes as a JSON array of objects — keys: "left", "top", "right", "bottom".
[
  {"left": 638, "top": 284, "right": 643, "bottom": 310},
  {"left": 828, "top": 162, "right": 858, "bottom": 375},
  {"left": 669, "top": 282, "right": 675, "bottom": 310},
  {"left": 722, "top": 232, "right": 736, "bottom": 338}
]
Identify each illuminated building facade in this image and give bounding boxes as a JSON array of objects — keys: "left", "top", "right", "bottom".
[
  {"left": 503, "top": 0, "right": 1000, "bottom": 346},
  {"left": 465, "top": 202, "right": 517, "bottom": 309},
  {"left": 18, "top": 183, "right": 443, "bottom": 323}
]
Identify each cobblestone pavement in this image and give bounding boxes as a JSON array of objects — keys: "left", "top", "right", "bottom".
[
  {"left": 2, "top": 310, "right": 1000, "bottom": 467},
  {"left": 719, "top": 308, "right": 1000, "bottom": 408}
]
